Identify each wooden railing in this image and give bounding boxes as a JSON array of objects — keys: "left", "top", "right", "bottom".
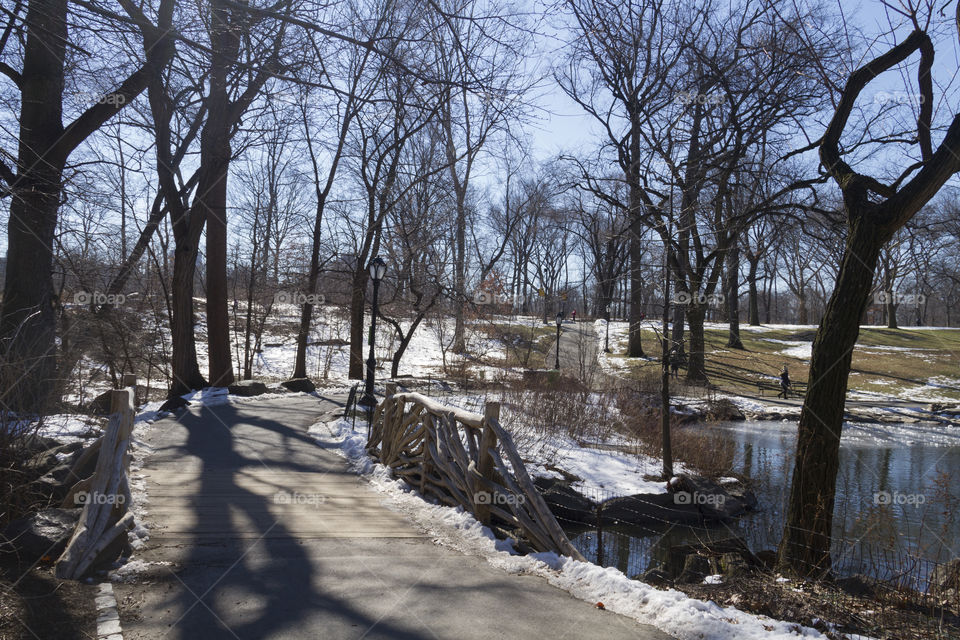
[
  {"left": 367, "top": 384, "right": 584, "bottom": 560},
  {"left": 56, "top": 375, "right": 137, "bottom": 578}
]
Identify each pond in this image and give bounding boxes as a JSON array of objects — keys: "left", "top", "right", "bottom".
[{"left": 566, "top": 419, "right": 960, "bottom": 584}]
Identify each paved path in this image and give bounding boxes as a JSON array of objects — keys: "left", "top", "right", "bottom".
[{"left": 116, "top": 394, "right": 674, "bottom": 640}]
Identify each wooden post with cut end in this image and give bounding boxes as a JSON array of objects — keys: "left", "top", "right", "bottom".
[
  {"left": 122, "top": 373, "right": 137, "bottom": 406},
  {"left": 475, "top": 402, "right": 500, "bottom": 526},
  {"left": 56, "top": 386, "right": 136, "bottom": 579}
]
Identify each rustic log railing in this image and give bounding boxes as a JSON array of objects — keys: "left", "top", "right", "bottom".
[
  {"left": 56, "top": 374, "right": 137, "bottom": 578},
  {"left": 366, "top": 384, "right": 584, "bottom": 560}
]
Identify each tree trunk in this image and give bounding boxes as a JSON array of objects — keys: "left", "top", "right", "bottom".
[
  {"left": 726, "top": 243, "right": 744, "bottom": 348},
  {"left": 348, "top": 270, "right": 367, "bottom": 380},
  {"left": 685, "top": 305, "right": 708, "bottom": 383},
  {"left": 0, "top": 0, "right": 68, "bottom": 413},
  {"left": 203, "top": 144, "right": 234, "bottom": 387},
  {"left": 777, "top": 218, "right": 884, "bottom": 578},
  {"left": 627, "top": 218, "right": 645, "bottom": 357},
  {"left": 747, "top": 256, "right": 761, "bottom": 326},
  {"left": 169, "top": 242, "right": 206, "bottom": 397}
]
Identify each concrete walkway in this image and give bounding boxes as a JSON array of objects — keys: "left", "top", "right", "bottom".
[{"left": 115, "top": 394, "right": 674, "bottom": 639}]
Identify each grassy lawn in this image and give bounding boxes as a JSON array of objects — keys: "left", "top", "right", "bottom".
[{"left": 606, "top": 325, "right": 960, "bottom": 402}]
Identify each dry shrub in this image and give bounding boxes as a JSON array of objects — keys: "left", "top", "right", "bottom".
[{"left": 614, "top": 388, "right": 737, "bottom": 478}]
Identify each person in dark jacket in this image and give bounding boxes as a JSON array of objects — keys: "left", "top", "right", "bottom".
[{"left": 778, "top": 365, "right": 791, "bottom": 399}]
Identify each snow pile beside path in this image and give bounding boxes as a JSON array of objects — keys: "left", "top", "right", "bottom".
[{"left": 311, "top": 417, "right": 827, "bottom": 640}]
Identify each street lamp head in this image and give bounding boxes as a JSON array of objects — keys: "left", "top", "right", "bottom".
[
  {"left": 556, "top": 312, "right": 562, "bottom": 327},
  {"left": 369, "top": 256, "right": 387, "bottom": 281}
]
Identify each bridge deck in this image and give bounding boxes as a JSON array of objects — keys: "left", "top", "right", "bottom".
[{"left": 115, "top": 394, "right": 673, "bottom": 640}]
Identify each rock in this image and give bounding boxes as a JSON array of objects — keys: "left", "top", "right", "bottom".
[
  {"left": 86, "top": 390, "right": 115, "bottom": 415},
  {"left": 755, "top": 549, "right": 778, "bottom": 570},
  {"left": 28, "top": 463, "right": 78, "bottom": 502},
  {"left": 677, "top": 554, "right": 712, "bottom": 583},
  {"left": 159, "top": 396, "right": 191, "bottom": 412},
  {"left": 836, "top": 574, "right": 878, "bottom": 598},
  {"left": 663, "top": 537, "right": 757, "bottom": 580},
  {"left": 720, "top": 552, "right": 751, "bottom": 579},
  {"left": 1, "top": 508, "right": 81, "bottom": 562},
  {"left": 281, "top": 378, "right": 316, "bottom": 393},
  {"left": 27, "top": 441, "right": 83, "bottom": 475},
  {"left": 20, "top": 434, "right": 62, "bottom": 457},
  {"left": 534, "top": 477, "right": 596, "bottom": 524},
  {"left": 227, "top": 380, "right": 268, "bottom": 397},
  {"left": 705, "top": 398, "right": 745, "bottom": 421},
  {"left": 641, "top": 567, "right": 671, "bottom": 585}
]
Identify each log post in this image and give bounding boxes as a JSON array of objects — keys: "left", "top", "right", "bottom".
[
  {"left": 122, "top": 373, "right": 137, "bottom": 406},
  {"left": 475, "top": 401, "right": 500, "bottom": 526}
]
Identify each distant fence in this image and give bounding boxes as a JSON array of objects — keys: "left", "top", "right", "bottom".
[
  {"left": 56, "top": 375, "right": 136, "bottom": 578},
  {"left": 366, "top": 384, "right": 584, "bottom": 560}
]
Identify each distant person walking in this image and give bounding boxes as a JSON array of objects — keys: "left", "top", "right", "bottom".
[
  {"left": 778, "top": 365, "right": 791, "bottom": 399},
  {"left": 571, "top": 310, "right": 577, "bottom": 323},
  {"left": 668, "top": 344, "right": 683, "bottom": 379}
]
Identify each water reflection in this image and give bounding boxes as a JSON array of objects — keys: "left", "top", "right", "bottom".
[{"left": 567, "top": 420, "right": 960, "bottom": 581}]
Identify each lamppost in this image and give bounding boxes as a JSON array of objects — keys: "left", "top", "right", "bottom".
[
  {"left": 363, "top": 257, "right": 387, "bottom": 407},
  {"left": 555, "top": 312, "right": 562, "bottom": 369},
  {"left": 604, "top": 304, "right": 611, "bottom": 353}
]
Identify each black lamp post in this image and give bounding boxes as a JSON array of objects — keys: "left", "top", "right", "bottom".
[
  {"left": 363, "top": 257, "right": 387, "bottom": 407},
  {"left": 555, "top": 312, "right": 562, "bottom": 369},
  {"left": 604, "top": 304, "right": 611, "bottom": 353}
]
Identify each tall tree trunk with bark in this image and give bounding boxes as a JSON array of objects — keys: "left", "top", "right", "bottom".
[
  {"left": 725, "top": 242, "right": 744, "bottom": 348},
  {"left": 747, "top": 254, "right": 761, "bottom": 325},
  {"left": 778, "top": 219, "right": 883, "bottom": 577}
]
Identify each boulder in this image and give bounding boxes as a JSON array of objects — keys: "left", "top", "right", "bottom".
[
  {"left": 227, "top": 380, "right": 268, "bottom": 397},
  {"left": 662, "top": 537, "right": 757, "bottom": 581},
  {"left": 281, "top": 378, "right": 316, "bottom": 393},
  {"left": 534, "top": 477, "right": 596, "bottom": 524},
  {"left": 720, "top": 552, "right": 751, "bottom": 579},
  {"left": 159, "top": 396, "right": 191, "bottom": 413},
  {"left": 86, "top": 390, "right": 115, "bottom": 415},
  {"left": 27, "top": 441, "right": 83, "bottom": 475},
  {"left": 0, "top": 508, "right": 81, "bottom": 562},
  {"left": 677, "top": 553, "right": 711, "bottom": 583}
]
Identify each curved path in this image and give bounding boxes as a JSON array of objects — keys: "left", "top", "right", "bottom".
[{"left": 115, "top": 394, "right": 674, "bottom": 640}]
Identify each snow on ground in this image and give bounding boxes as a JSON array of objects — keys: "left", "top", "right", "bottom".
[
  {"left": 526, "top": 433, "right": 670, "bottom": 496},
  {"left": 310, "top": 417, "right": 829, "bottom": 640},
  {"left": 763, "top": 339, "right": 812, "bottom": 360}
]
